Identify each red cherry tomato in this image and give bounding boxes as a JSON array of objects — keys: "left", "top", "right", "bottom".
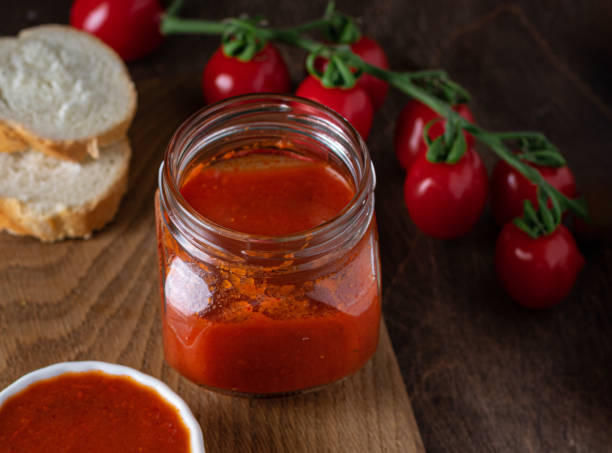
[
  {"left": 202, "top": 43, "right": 291, "bottom": 104},
  {"left": 394, "top": 100, "right": 475, "bottom": 171},
  {"left": 404, "top": 148, "right": 488, "bottom": 239},
  {"left": 70, "top": 0, "right": 163, "bottom": 61},
  {"left": 495, "top": 223, "right": 584, "bottom": 309},
  {"left": 295, "top": 75, "right": 374, "bottom": 139},
  {"left": 314, "top": 36, "right": 389, "bottom": 111},
  {"left": 491, "top": 159, "right": 577, "bottom": 226}
]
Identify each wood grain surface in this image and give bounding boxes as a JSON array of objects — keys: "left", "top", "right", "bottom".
[
  {"left": 3, "top": 1, "right": 612, "bottom": 452},
  {"left": 0, "top": 76, "right": 424, "bottom": 453}
]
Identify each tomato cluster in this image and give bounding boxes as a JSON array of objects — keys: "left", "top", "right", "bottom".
[
  {"left": 394, "top": 99, "right": 584, "bottom": 309},
  {"left": 70, "top": 0, "right": 585, "bottom": 310}
]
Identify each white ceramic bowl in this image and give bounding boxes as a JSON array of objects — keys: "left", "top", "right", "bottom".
[{"left": 0, "top": 361, "right": 205, "bottom": 453}]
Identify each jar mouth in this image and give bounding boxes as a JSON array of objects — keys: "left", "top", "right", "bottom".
[{"left": 160, "top": 94, "right": 376, "bottom": 257}]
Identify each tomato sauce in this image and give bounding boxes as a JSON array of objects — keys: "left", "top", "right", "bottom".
[
  {"left": 180, "top": 153, "right": 354, "bottom": 236},
  {"left": 158, "top": 150, "right": 381, "bottom": 395},
  {"left": 0, "top": 372, "right": 190, "bottom": 453}
]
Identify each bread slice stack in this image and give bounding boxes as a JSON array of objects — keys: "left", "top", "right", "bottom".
[{"left": 0, "top": 25, "right": 137, "bottom": 241}]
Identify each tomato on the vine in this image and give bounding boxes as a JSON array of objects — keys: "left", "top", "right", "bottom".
[
  {"left": 491, "top": 159, "right": 577, "bottom": 226},
  {"left": 313, "top": 37, "right": 389, "bottom": 110},
  {"left": 70, "top": 0, "right": 164, "bottom": 61},
  {"left": 495, "top": 223, "right": 584, "bottom": 309},
  {"left": 202, "top": 43, "right": 291, "bottom": 104},
  {"left": 404, "top": 148, "right": 488, "bottom": 239},
  {"left": 394, "top": 100, "right": 474, "bottom": 171},
  {"left": 295, "top": 75, "right": 374, "bottom": 139}
]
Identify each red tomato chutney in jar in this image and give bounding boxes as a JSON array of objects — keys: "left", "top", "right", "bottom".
[
  {"left": 156, "top": 95, "right": 381, "bottom": 396},
  {"left": 0, "top": 372, "right": 190, "bottom": 453}
]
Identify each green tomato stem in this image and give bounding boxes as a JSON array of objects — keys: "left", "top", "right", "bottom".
[
  {"left": 161, "top": 16, "right": 229, "bottom": 35},
  {"left": 290, "top": 18, "right": 334, "bottom": 33}
]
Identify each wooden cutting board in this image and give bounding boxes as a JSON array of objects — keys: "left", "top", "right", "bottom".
[{"left": 0, "top": 76, "right": 424, "bottom": 453}]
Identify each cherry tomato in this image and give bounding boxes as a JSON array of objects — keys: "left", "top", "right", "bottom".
[
  {"left": 495, "top": 223, "right": 584, "bottom": 309},
  {"left": 394, "top": 100, "right": 475, "bottom": 171},
  {"left": 315, "top": 36, "right": 389, "bottom": 111},
  {"left": 202, "top": 43, "right": 291, "bottom": 104},
  {"left": 404, "top": 148, "right": 488, "bottom": 239},
  {"left": 70, "top": 0, "right": 163, "bottom": 61},
  {"left": 295, "top": 75, "right": 374, "bottom": 139},
  {"left": 491, "top": 159, "right": 577, "bottom": 226}
]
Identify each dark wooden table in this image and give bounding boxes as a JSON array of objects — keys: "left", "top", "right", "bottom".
[{"left": 4, "top": 1, "right": 612, "bottom": 451}]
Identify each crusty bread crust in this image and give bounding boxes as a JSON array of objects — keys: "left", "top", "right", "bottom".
[
  {"left": 0, "top": 25, "right": 137, "bottom": 161},
  {"left": 0, "top": 142, "right": 131, "bottom": 242},
  {"left": 0, "top": 124, "right": 28, "bottom": 152},
  {"left": 0, "top": 115, "right": 133, "bottom": 161}
]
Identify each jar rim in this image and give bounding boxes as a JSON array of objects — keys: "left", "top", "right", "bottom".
[{"left": 160, "top": 94, "right": 375, "bottom": 253}]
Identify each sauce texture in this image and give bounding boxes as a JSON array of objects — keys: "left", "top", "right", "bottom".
[
  {"left": 180, "top": 153, "right": 354, "bottom": 235},
  {"left": 0, "top": 372, "right": 190, "bottom": 453},
  {"left": 158, "top": 150, "right": 381, "bottom": 395}
]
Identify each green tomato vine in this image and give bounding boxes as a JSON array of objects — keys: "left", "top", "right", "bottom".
[{"left": 161, "top": 0, "right": 588, "bottom": 239}]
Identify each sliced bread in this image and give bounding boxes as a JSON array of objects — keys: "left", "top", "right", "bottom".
[
  {"left": 0, "top": 25, "right": 137, "bottom": 161},
  {"left": 0, "top": 140, "right": 130, "bottom": 241}
]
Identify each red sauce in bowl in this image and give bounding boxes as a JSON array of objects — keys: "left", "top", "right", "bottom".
[{"left": 0, "top": 371, "right": 191, "bottom": 453}]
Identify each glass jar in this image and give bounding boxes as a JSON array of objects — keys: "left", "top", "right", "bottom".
[{"left": 155, "top": 95, "right": 381, "bottom": 397}]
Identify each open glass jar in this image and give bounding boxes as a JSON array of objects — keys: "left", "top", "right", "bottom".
[{"left": 156, "top": 95, "right": 381, "bottom": 397}]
